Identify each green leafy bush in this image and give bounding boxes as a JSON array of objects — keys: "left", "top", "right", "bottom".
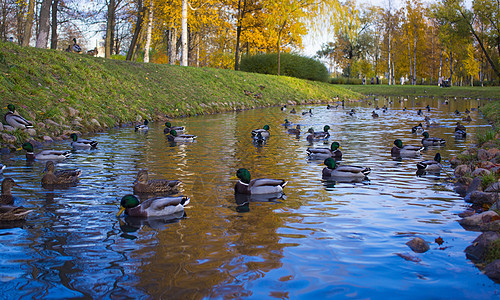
[{"left": 240, "top": 53, "right": 329, "bottom": 82}]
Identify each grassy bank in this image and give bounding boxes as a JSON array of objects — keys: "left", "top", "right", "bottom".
[
  {"left": 339, "top": 84, "right": 500, "bottom": 100},
  {"left": 0, "top": 42, "right": 359, "bottom": 146}
]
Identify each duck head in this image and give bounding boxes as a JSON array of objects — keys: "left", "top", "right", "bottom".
[
  {"left": 165, "top": 121, "right": 172, "bottom": 128},
  {"left": 422, "top": 132, "right": 430, "bottom": 139},
  {"left": 330, "top": 142, "right": 341, "bottom": 151},
  {"left": 323, "top": 125, "right": 331, "bottom": 132},
  {"left": 70, "top": 133, "right": 79, "bottom": 141},
  {"left": 434, "top": 153, "right": 441, "bottom": 163},
  {"left": 324, "top": 157, "right": 337, "bottom": 169},
  {"left": 263, "top": 125, "right": 270, "bottom": 131},
  {"left": 169, "top": 129, "right": 178, "bottom": 137},
  {"left": 7, "top": 104, "right": 15, "bottom": 112},
  {"left": 21, "top": 142, "right": 34, "bottom": 152},
  {"left": 2, "top": 178, "right": 18, "bottom": 195},
  {"left": 235, "top": 168, "right": 251, "bottom": 184},
  {"left": 117, "top": 195, "right": 140, "bottom": 216},
  {"left": 143, "top": 120, "right": 149, "bottom": 125},
  {"left": 394, "top": 139, "right": 403, "bottom": 149},
  {"left": 43, "top": 161, "right": 56, "bottom": 174},
  {"left": 135, "top": 170, "right": 149, "bottom": 184}
]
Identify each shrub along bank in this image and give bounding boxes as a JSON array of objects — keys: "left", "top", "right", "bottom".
[{"left": 0, "top": 41, "right": 359, "bottom": 148}]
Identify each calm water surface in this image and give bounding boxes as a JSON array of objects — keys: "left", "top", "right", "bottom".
[{"left": 1, "top": 97, "right": 499, "bottom": 299}]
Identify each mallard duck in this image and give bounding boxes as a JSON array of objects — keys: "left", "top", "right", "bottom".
[
  {"left": 462, "top": 115, "right": 472, "bottom": 122},
  {"left": 417, "top": 109, "right": 423, "bottom": 116},
  {"left": 4, "top": 104, "right": 33, "bottom": 129},
  {"left": 282, "top": 119, "right": 291, "bottom": 127},
  {"left": 424, "top": 116, "right": 440, "bottom": 128},
  {"left": 348, "top": 109, "right": 355, "bottom": 116},
  {"left": 426, "top": 105, "right": 431, "bottom": 112},
  {"left": 290, "top": 108, "right": 296, "bottom": 114},
  {"left": 135, "top": 120, "right": 149, "bottom": 131},
  {"left": 41, "top": 161, "right": 81, "bottom": 187},
  {"left": 163, "top": 122, "right": 184, "bottom": 134},
  {"left": 287, "top": 125, "right": 301, "bottom": 135},
  {"left": 72, "top": 38, "right": 82, "bottom": 53},
  {"left": 253, "top": 132, "right": 267, "bottom": 146},
  {"left": 166, "top": 130, "right": 197, "bottom": 142},
  {"left": 327, "top": 104, "right": 338, "bottom": 109},
  {"left": 391, "top": 139, "right": 424, "bottom": 158},
  {"left": 421, "top": 131, "right": 446, "bottom": 146},
  {"left": 251, "top": 125, "right": 270, "bottom": 138},
  {"left": 412, "top": 123, "right": 424, "bottom": 133},
  {"left": 302, "top": 109, "right": 313, "bottom": 116},
  {"left": 117, "top": 194, "right": 190, "bottom": 217},
  {"left": 20, "top": 142, "right": 71, "bottom": 161},
  {"left": 307, "top": 142, "right": 342, "bottom": 160},
  {"left": 133, "top": 170, "right": 181, "bottom": 195},
  {"left": 417, "top": 153, "right": 443, "bottom": 173},
  {"left": 281, "top": 105, "right": 287, "bottom": 111},
  {"left": 372, "top": 111, "right": 379, "bottom": 118},
  {"left": 0, "top": 205, "right": 32, "bottom": 221},
  {"left": 232, "top": 168, "right": 287, "bottom": 195},
  {"left": 306, "top": 125, "right": 331, "bottom": 142},
  {"left": 322, "top": 158, "right": 370, "bottom": 180},
  {"left": 455, "top": 122, "right": 467, "bottom": 138},
  {"left": 1, "top": 178, "right": 17, "bottom": 205},
  {"left": 70, "top": 133, "right": 98, "bottom": 149}
]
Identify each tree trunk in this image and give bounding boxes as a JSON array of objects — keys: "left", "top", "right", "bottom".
[
  {"left": 126, "top": 0, "right": 144, "bottom": 61},
  {"left": 169, "top": 26, "right": 177, "bottom": 65},
  {"left": 234, "top": 0, "right": 245, "bottom": 71},
  {"left": 181, "top": 0, "right": 188, "bottom": 66},
  {"left": 36, "top": 0, "right": 52, "bottom": 49},
  {"left": 277, "top": 20, "right": 287, "bottom": 76},
  {"left": 50, "top": 0, "right": 59, "bottom": 49},
  {"left": 105, "top": 0, "right": 116, "bottom": 58},
  {"left": 412, "top": 28, "right": 417, "bottom": 85},
  {"left": 144, "top": 0, "right": 153, "bottom": 63},
  {"left": 388, "top": 31, "right": 392, "bottom": 85},
  {"left": 22, "top": 0, "right": 35, "bottom": 46}
]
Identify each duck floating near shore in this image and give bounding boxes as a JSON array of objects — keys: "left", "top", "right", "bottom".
[
  {"left": 391, "top": 139, "right": 423, "bottom": 158},
  {"left": 135, "top": 120, "right": 149, "bottom": 132},
  {"left": 117, "top": 194, "right": 190, "bottom": 217},
  {"left": 70, "top": 133, "right": 98, "bottom": 149},
  {"left": 133, "top": 169, "right": 181, "bottom": 195},
  {"left": 232, "top": 168, "right": 287, "bottom": 195},
  {"left": 416, "top": 153, "right": 443, "bottom": 174},
  {"left": 20, "top": 142, "right": 71, "bottom": 161},
  {"left": 421, "top": 132, "right": 446, "bottom": 146},
  {"left": 41, "top": 161, "right": 81, "bottom": 188}
]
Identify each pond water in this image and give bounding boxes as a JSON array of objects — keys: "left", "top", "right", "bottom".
[{"left": 0, "top": 96, "right": 498, "bottom": 298}]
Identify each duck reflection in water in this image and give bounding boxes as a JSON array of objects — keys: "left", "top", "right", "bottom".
[{"left": 234, "top": 193, "right": 285, "bottom": 213}]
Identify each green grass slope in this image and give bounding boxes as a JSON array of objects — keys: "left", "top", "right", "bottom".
[{"left": 0, "top": 42, "right": 359, "bottom": 145}]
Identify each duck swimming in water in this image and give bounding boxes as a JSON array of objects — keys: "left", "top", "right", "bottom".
[
  {"left": 232, "top": 168, "right": 287, "bottom": 195},
  {"left": 421, "top": 131, "right": 446, "bottom": 146},
  {"left": 117, "top": 194, "right": 190, "bottom": 217},
  {"left": 133, "top": 170, "right": 181, "bottom": 195},
  {"left": 322, "top": 158, "right": 370, "bottom": 181},
  {"left": 391, "top": 139, "right": 424, "bottom": 158},
  {"left": 20, "top": 142, "right": 71, "bottom": 161},
  {"left": 307, "top": 142, "right": 342, "bottom": 160}
]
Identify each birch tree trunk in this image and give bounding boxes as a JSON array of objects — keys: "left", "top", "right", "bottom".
[
  {"left": 144, "top": 0, "right": 153, "bottom": 63},
  {"left": 36, "top": 0, "right": 52, "bottom": 49},
  {"left": 21, "top": 0, "right": 35, "bottom": 46},
  {"left": 181, "top": 0, "right": 188, "bottom": 66},
  {"left": 169, "top": 26, "right": 177, "bottom": 65}
]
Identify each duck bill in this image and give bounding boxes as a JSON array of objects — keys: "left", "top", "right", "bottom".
[
  {"left": 229, "top": 175, "right": 238, "bottom": 180},
  {"left": 117, "top": 206, "right": 126, "bottom": 217}
]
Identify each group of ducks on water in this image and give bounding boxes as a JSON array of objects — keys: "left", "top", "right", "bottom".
[
  {"left": 0, "top": 102, "right": 471, "bottom": 222},
  {"left": 1, "top": 105, "right": 200, "bottom": 222}
]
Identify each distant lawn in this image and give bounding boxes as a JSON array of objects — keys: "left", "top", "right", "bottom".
[{"left": 338, "top": 84, "right": 500, "bottom": 100}]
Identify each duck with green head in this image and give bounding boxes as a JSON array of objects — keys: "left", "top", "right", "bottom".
[
  {"left": 421, "top": 131, "right": 446, "bottom": 146},
  {"left": 307, "top": 142, "right": 342, "bottom": 160},
  {"left": 322, "top": 158, "right": 370, "bottom": 180},
  {"left": 70, "top": 133, "right": 98, "bottom": 149},
  {"left": 231, "top": 168, "right": 287, "bottom": 195},
  {"left": 117, "top": 194, "right": 190, "bottom": 217},
  {"left": 163, "top": 122, "right": 185, "bottom": 134},
  {"left": 306, "top": 125, "right": 331, "bottom": 142},
  {"left": 166, "top": 129, "right": 197, "bottom": 142},
  {"left": 5, "top": 104, "right": 33, "bottom": 129},
  {"left": 41, "top": 161, "right": 81, "bottom": 188},
  {"left": 251, "top": 125, "right": 270, "bottom": 139},
  {"left": 391, "top": 139, "right": 423, "bottom": 158},
  {"left": 416, "top": 153, "right": 443, "bottom": 174},
  {"left": 135, "top": 120, "right": 149, "bottom": 132},
  {"left": 20, "top": 142, "right": 71, "bottom": 161},
  {"left": 133, "top": 170, "right": 181, "bottom": 194}
]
